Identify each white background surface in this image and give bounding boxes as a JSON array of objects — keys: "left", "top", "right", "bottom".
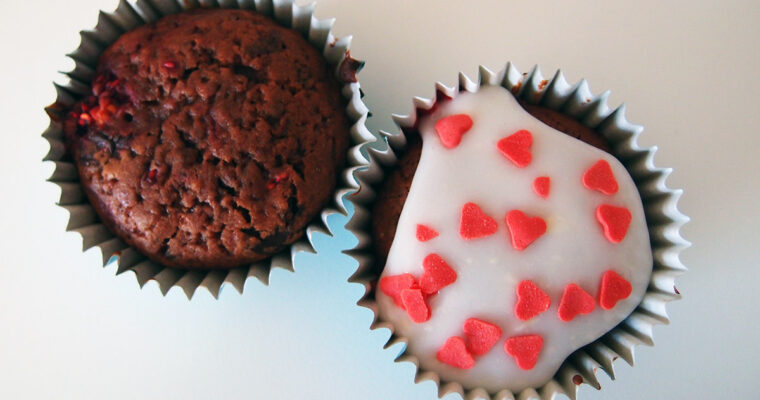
[{"left": 0, "top": 0, "right": 758, "bottom": 399}]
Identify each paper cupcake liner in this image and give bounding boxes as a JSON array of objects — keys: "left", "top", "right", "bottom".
[
  {"left": 42, "top": 0, "right": 375, "bottom": 298},
  {"left": 346, "top": 63, "right": 690, "bottom": 400}
]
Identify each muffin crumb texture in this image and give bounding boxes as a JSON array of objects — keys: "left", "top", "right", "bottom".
[{"left": 63, "top": 9, "right": 349, "bottom": 269}]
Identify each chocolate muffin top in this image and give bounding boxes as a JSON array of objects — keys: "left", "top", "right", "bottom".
[
  {"left": 62, "top": 9, "right": 350, "bottom": 269},
  {"left": 371, "top": 100, "right": 611, "bottom": 268}
]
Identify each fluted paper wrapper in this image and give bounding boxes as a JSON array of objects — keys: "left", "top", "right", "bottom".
[
  {"left": 43, "top": 0, "right": 374, "bottom": 298},
  {"left": 345, "top": 64, "right": 690, "bottom": 400}
]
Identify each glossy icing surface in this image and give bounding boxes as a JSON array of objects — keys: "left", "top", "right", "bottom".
[{"left": 377, "top": 86, "right": 652, "bottom": 392}]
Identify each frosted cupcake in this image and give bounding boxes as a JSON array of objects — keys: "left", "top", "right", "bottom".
[{"left": 359, "top": 64, "right": 688, "bottom": 399}]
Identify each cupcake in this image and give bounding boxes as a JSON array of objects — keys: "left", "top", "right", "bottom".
[
  {"left": 357, "top": 64, "right": 688, "bottom": 399},
  {"left": 44, "top": 1, "right": 372, "bottom": 296}
]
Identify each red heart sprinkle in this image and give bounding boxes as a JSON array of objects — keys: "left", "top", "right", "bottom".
[
  {"left": 533, "top": 176, "right": 551, "bottom": 198},
  {"left": 463, "top": 318, "right": 502, "bottom": 356},
  {"left": 416, "top": 224, "right": 439, "bottom": 242},
  {"left": 434, "top": 114, "right": 473, "bottom": 149},
  {"left": 514, "top": 280, "right": 551, "bottom": 321},
  {"left": 379, "top": 274, "right": 417, "bottom": 309},
  {"left": 596, "top": 204, "right": 632, "bottom": 243},
  {"left": 460, "top": 202, "right": 498, "bottom": 240},
  {"left": 497, "top": 129, "right": 533, "bottom": 168},
  {"left": 582, "top": 160, "right": 619, "bottom": 195},
  {"left": 436, "top": 336, "right": 475, "bottom": 369},
  {"left": 400, "top": 288, "right": 430, "bottom": 323},
  {"left": 599, "top": 270, "right": 633, "bottom": 310},
  {"left": 505, "top": 210, "right": 547, "bottom": 250},
  {"left": 419, "top": 253, "right": 458, "bottom": 295},
  {"left": 557, "top": 283, "right": 596, "bottom": 322},
  {"left": 504, "top": 334, "right": 544, "bottom": 370}
]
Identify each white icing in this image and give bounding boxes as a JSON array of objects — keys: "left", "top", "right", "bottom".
[{"left": 377, "top": 86, "right": 652, "bottom": 392}]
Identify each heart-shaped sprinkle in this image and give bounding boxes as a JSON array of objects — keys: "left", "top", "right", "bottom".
[
  {"left": 505, "top": 210, "right": 547, "bottom": 250},
  {"left": 558, "top": 284, "right": 596, "bottom": 322},
  {"left": 401, "top": 288, "right": 430, "bottom": 323},
  {"left": 419, "top": 253, "right": 458, "bottom": 295},
  {"left": 533, "top": 176, "right": 551, "bottom": 198},
  {"left": 463, "top": 318, "right": 502, "bottom": 356},
  {"left": 599, "top": 270, "right": 633, "bottom": 310},
  {"left": 436, "top": 336, "right": 475, "bottom": 369},
  {"left": 434, "top": 114, "right": 473, "bottom": 149},
  {"left": 504, "top": 334, "right": 544, "bottom": 370},
  {"left": 379, "top": 274, "right": 417, "bottom": 309},
  {"left": 497, "top": 129, "right": 533, "bottom": 168},
  {"left": 514, "top": 280, "right": 551, "bottom": 321},
  {"left": 460, "top": 202, "right": 498, "bottom": 240},
  {"left": 596, "top": 204, "right": 632, "bottom": 243},
  {"left": 416, "top": 224, "right": 439, "bottom": 242},
  {"left": 582, "top": 159, "right": 619, "bottom": 195}
]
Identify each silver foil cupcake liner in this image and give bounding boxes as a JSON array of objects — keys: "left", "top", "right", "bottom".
[
  {"left": 346, "top": 63, "right": 690, "bottom": 399},
  {"left": 43, "top": 0, "right": 375, "bottom": 298}
]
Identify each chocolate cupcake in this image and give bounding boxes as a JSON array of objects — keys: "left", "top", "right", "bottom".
[
  {"left": 44, "top": 1, "right": 372, "bottom": 296},
  {"left": 61, "top": 9, "right": 349, "bottom": 270},
  {"left": 351, "top": 64, "right": 689, "bottom": 399}
]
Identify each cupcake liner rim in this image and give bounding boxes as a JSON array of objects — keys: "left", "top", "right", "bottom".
[{"left": 43, "top": 0, "right": 377, "bottom": 298}]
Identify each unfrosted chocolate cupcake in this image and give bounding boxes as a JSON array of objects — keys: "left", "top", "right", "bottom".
[{"left": 61, "top": 9, "right": 350, "bottom": 270}]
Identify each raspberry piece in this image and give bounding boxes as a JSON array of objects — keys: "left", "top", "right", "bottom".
[
  {"left": 145, "top": 169, "right": 158, "bottom": 184},
  {"left": 266, "top": 171, "right": 288, "bottom": 190}
]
